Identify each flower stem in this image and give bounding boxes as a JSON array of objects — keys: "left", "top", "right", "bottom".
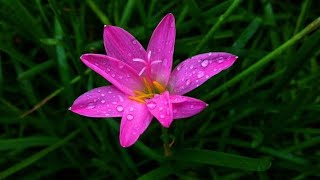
[{"left": 161, "top": 128, "right": 171, "bottom": 157}]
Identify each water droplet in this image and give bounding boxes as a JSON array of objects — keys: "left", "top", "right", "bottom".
[
  {"left": 201, "top": 60, "right": 209, "bottom": 67},
  {"left": 197, "top": 71, "right": 204, "bottom": 78},
  {"left": 101, "top": 93, "right": 105, "bottom": 97},
  {"left": 190, "top": 105, "right": 194, "bottom": 108},
  {"left": 98, "top": 89, "right": 101, "bottom": 93},
  {"left": 190, "top": 65, "right": 194, "bottom": 69},
  {"left": 208, "top": 52, "right": 212, "bottom": 56},
  {"left": 106, "top": 68, "right": 111, "bottom": 71},
  {"left": 177, "top": 66, "right": 181, "bottom": 71},
  {"left": 217, "top": 57, "right": 224, "bottom": 63},
  {"left": 159, "top": 107, "right": 163, "bottom": 111},
  {"left": 101, "top": 100, "right": 105, "bottom": 103},
  {"left": 132, "top": 40, "right": 137, "bottom": 45},
  {"left": 119, "top": 75, "right": 123, "bottom": 79},
  {"left": 129, "top": 107, "right": 134, "bottom": 112},
  {"left": 111, "top": 74, "right": 115, "bottom": 77},
  {"left": 160, "top": 115, "right": 165, "bottom": 119},
  {"left": 108, "top": 91, "right": 112, "bottom": 94},
  {"left": 126, "top": 114, "right": 134, "bottom": 121},
  {"left": 118, "top": 64, "right": 124, "bottom": 69},
  {"left": 118, "top": 95, "right": 124, "bottom": 102},
  {"left": 147, "top": 101, "right": 156, "bottom": 110},
  {"left": 87, "top": 103, "right": 95, "bottom": 109},
  {"left": 116, "top": 105, "right": 124, "bottom": 112},
  {"left": 186, "top": 79, "right": 191, "bottom": 85}
]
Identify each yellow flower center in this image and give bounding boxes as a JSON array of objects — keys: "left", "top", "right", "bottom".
[{"left": 129, "top": 77, "right": 165, "bottom": 103}]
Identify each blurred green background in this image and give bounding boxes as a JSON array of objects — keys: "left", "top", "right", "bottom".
[{"left": 1, "top": 0, "right": 320, "bottom": 179}]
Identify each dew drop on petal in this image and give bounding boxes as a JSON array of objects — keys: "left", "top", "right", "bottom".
[
  {"left": 101, "top": 100, "right": 106, "bottom": 103},
  {"left": 208, "top": 52, "right": 212, "bottom": 56},
  {"left": 186, "top": 79, "right": 191, "bottom": 86},
  {"left": 159, "top": 107, "right": 163, "bottom": 111},
  {"left": 87, "top": 103, "right": 95, "bottom": 109},
  {"left": 201, "top": 60, "right": 209, "bottom": 67},
  {"left": 132, "top": 39, "right": 137, "bottom": 45},
  {"left": 126, "top": 114, "right": 134, "bottom": 121},
  {"left": 197, "top": 71, "right": 204, "bottom": 78},
  {"left": 147, "top": 101, "right": 156, "bottom": 110},
  {"left": 129, "top": 107, "right": 134, "bottom": 112},
  {"left": 101, "top": 93, "right": 105, "bottom": 97},
  {"left": 116, "top": 105, "right": 123, "bottom": 112},
  {"left": 160, "top": 114, "right": 165, "bottom": 119}
]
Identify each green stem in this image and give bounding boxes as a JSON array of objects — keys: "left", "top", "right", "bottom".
[
  {"left": 161, "top": 128, "right": 171, "bottom": 156},
  {"left": 204, "top": 16, "right": 320, "bottom": 100}
]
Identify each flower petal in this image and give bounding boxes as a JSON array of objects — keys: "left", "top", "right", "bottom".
[
  {"left": 69, "top": 86, "right": 129, "bottom": 118},
  {"left": 81, "top": 54, "right": 144, "bottom": 96},
  {"left": 147, "top": 13, "right": 175, "bottom": 86},
  {"left": 145, "top": 91, "right": 173, "bottom": 128},
  {"left": 119, "top": 101, "right": 153, "bottom": 147},
  {"left": 170, "top": 95, "right": 207, "bottom": 119},
  {"left": 168, "top": 52, "right": 238, "bottom": 95},
  {"left": 104, "top": 25, "right": 146, "bottom": 73}
]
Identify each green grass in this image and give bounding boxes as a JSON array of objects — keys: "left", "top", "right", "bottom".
[{"left": 0, "top": 0, "right": 320, "bottom": 179}]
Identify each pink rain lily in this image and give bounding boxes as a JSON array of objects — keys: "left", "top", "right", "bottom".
[{"left": 69, "top": 13, "right": 237, "bottom": 147}]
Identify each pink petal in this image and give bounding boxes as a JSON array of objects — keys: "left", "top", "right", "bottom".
[
  {"left": 104, "top": 25, "right": 146, "bottom": 73},
  {"left": 81, "top": 54, "right": 144, "bottom": 96},
  {"left": 145, "top": 91, "right": 173, "bottom": 128},
  {"left": 168, "top": 52, "right": 238, "bottom": 95},
  {"left": 147, "top": 13, "right": 176, "bottom": 86},
  {"left": 170, "top": 95, "right": 207, "bottom": 119},
  {"left": 119, "top": 101, "right": 153, "bottom": 147},
  {"left": 69, "top": 86, "right": 129, "bottom": 118}
]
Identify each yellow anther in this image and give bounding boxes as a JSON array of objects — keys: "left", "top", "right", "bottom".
[
  {"left": 143, "top": 78, "right": 153, "bottom": 93},
  {"left": 136, "top": 94, "right": 154, "bottom": 99},
  {"left": 152, "top": 81, "right": 165, "bottom": 93},
  {"left": 134, "top": 90, "right": 146, "bottom": 96},
  {"left": 129, "top": 96, "right": 145, "bottom": 103}
]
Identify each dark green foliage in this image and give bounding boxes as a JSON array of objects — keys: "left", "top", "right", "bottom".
[{"left": 0, "top": 0, "right": 319, "bottom": 179}]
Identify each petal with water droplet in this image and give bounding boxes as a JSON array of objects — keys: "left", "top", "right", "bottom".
[
  {"left": 145, "top": 91, "right": 173, "bottom": 128},
  {"left": 147, "top": 13, "right": 175, "bottom": 87},
  {"left": 170, "top": 95, "right": 207, "bottom": 119},
  {"left": 81, "top": 54, "right": 144, "bottom": 95},
  {"left": 103, "top": 25, "right": 146, "bottom": 73},
  {"left": 69, "top": 86, "right": 129, "bottom": 117},
  {"left": 120, "top": 101, "right": 153, "bottom": 147},
  {"left": 168, "top": 52, "right": 238, "bottom": 95}
]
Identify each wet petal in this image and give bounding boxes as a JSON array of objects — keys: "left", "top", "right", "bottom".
[
  {"left": 69, "top": 86, "right": 129, "bottom": 118},
  {"left": 81, "top": 54, "right": 144, "bottom": 96},
  {"left": 145, "top": 91, "right": 173, "bottom": 128},
  {"left": 104, "top": 25, "right": 146, "bottom": 73},
  {"left": 147, "top": 13, "right": 175, "bottom": 86},
  {"left": 170, "top": 95, "right": 207, "bottom": 119},
  {"left": 168, "top": 52, "right": 238, "bottom": 95},
  {"left": 120, "top": 101, "right": 153, "bottom": 147}
]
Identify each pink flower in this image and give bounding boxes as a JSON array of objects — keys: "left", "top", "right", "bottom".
[{"left": 69, "top": 13, "right": 237, "bottom": 147}]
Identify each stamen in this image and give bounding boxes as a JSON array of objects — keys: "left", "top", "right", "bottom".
[
  {"left": 132, "top": 58, "right": 147, "bottom": 64},
  {"left": 129, "top": 96, "right": 145, "bottom": 103},
  {"left": 151, "top": 60, "right": 162, "bottom": 65},
  {"left": 138, "top": 67, "right": 146, "bottom": 76},
  {"left": 143, "top": 78, "right": 153, "bottom": 93},
  {"left": 134, "top": 90, "right": 146, "bottom": 96},
  {"left": 136, "top": 94, "right": 154, "bottom": 99},
  {"left": 153, "top": 81, "right": 165, "bottom": 93}
]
